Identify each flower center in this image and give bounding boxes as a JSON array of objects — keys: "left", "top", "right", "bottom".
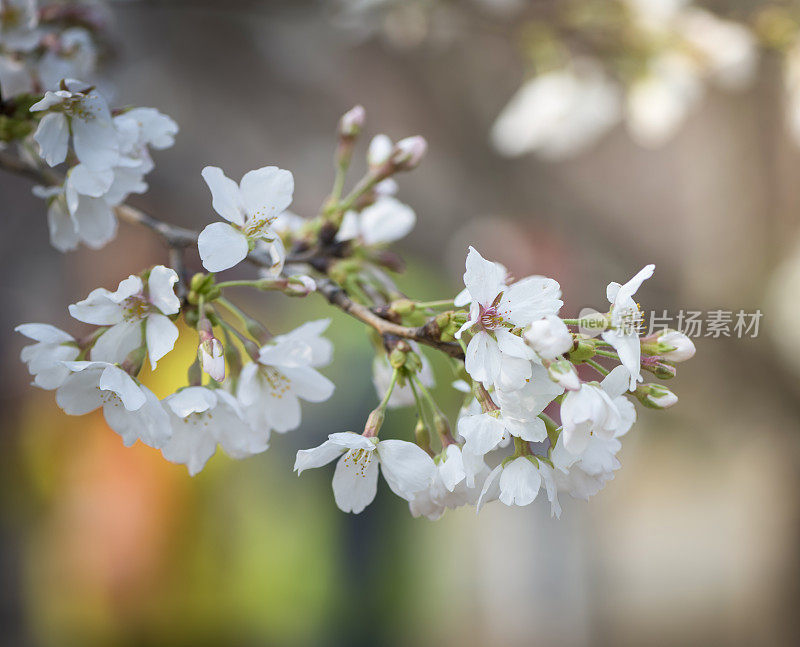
[
  {"left": 260, "top": 366, "right": 291, "bottom": 398},
  {"left": 341, "top": 448, "right": 374, "bottom": 477},
  {"left": 121, "top": 294, "right": 151, "bottom": 321},
  {"left": 479, "top": 304, "right": 504, "bottom": 330}
]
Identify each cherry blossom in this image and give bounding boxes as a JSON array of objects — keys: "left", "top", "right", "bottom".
[
  {"left": 198, "top": 165, "right": 292, "bottom": 272},
  {"left": 16, "top": 323, "right": 79, "bottom": 389},
  {"left": 602, "top": 264, "right": 655, "bottom": 390},
  {"left": 294, "top": 432, "right": 435, "bottom": 514},
  {"left": 161, "top": 387, "right": 268, "bottom": 475},
  {"left": 456, "top": 246, "right": 562, "bottom": 390},
  {"left": 69, "top": 265, "right": 180, "bottom": 368},
  {"left": 237, "top": 329, "right": 335, "bottom": 436},
  {"left": 55, "top": 360, "right": 170, "bottom": 449}
]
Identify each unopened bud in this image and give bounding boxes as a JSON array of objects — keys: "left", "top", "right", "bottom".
[
  {"left": 284, "top": 274, "right": 316, "bottom": 297},
  {"left": 390, "top": 136, "right": 427, "bottom": 171},
  {"left": 368, "top": 134, "right": 393, "bottom": 168},
  {"left": 389, "top": 347, "right": 407, "bottom": 369},
  {"left": 548, "top": 359, "right": 581, "bottom": 391},
  {"left": 198, "top": 335, "right": 225, "bottom": 382},
  {"left": 433, "top": 412, "right": 453, "bottom": 444},
  {"left": 121, "top": 346, "right": 146, "bottom": 377},
  {"left": 338, "top": 105, "right": 365, "bottom": 138},
  {"left": 363, "top": 407, "right": 385, "bottom": 438},
  {"left": 391, "top": 298, "right": 416, "bottom": 316},
  {"left": 636, "top": 383, "right": 678, "bottom": 409},
  {"left": 641, "top": 358, "right": 677, "bottom": 379},
  {"left": 415, "top": 418, "right": 433, "bottom": 454},
  {"left": 656, "top": 330, "right": 696, "bottom": 362},
  {"left": 525, "top": 314, "right": 573, "bottom": 360},
  {"left": 190, "top": 272, "right": 213, "bottom": 293}
]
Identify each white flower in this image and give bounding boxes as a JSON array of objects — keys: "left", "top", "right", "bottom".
[
  {"left": 55, "top": 360, "right": 170, "bottom": 449},
  {"left": 33, "top": 182, "right": 118, "bottom": 251},
  {"left": 117, "top": 107, "right": 179, "bottom": 150},
  {"left": 524, "top": 314, "right": 573, "bottom": 360},
  {"left": 37, "top": 27, "right": 97, "bottom": 91},
  {"left": 198, "top": 165, "right": 292, "bottom": 272},
  {"left": 656, "top": 329, "right": 696, "bottom": 362},
  {"left": 678, "top": 9, "right": 757, "bottom": 90},
  {"left": 161, "top": 387, "right": 267, "bottom": 475},
  {"left": 372, "top": 343, "right": 433, "bottom": 409},
  {"left": 237, "top": 332, "right": 335, "bottom": 436},
  {"left": 294, "top": 432, "right": 435, "bottom": 514},
  {"left": 0, "top": 54, "right": 33, "bottom": 97},
  {"left": 551, "top": 431, "right": 622, "bottom": 502},
  {"left": 491, "top": 61, "right": 622, "bottom": 159},
  {"left": 367, "top": 134, "right": 393, "bottom": 167},
  {"left": 336, "top": 196, "right": 416, "bottom": 245},
  {"left": 409, "top": 444, "right": 490, "bottom": 520},
  {"left": 271, "top": 319, "right": 333, "bottom": 368},
  {"left": 456, "top": 246, "right": 562, "bottom": 390},
  {"left": 69, "top": 265, "right": 180, "bottom": 369},
  {"left": 560, "top": 366, "right": 634, "bottom": 454},
  {"left": 30, "top": 80, "right": 119, "bottom": 170},
  {"left": 602, "top": 264, "right": 655, "bottom": 390},
  {"left": 16, "top": 323, "right": 79, "bottom": 389},
  {"left": 0, "top": 0, "right": 39, "bottom": 52},
  {"left": 626, "top": 54, "right": 702, "bottom": 148},
  {"left": 198, "top": 335, "right": 225, "bottom": 382},
  {"left": 478, "top": 456, "right": 561, "bottom": 515},
  {"left": 457, "top": 368, "right": 561, "bottom": 456}
]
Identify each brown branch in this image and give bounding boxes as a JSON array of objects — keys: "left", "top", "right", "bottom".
[{"left": 0, "top": 150, "right": 464, "bottom": 360}]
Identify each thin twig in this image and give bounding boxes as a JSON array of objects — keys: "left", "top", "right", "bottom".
[{"left": 0, "top": 150, "right": 463, "bottom": 360}]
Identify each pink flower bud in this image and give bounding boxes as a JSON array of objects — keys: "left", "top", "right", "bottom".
[
  {"left": 339, "top": 105, "right": 365, "bottom": 137},
  {"left": 391, "top": 136, "right": 427, "bottom": 171},
  {"left": 198, "top": 325, "right": 225, "bottom": 382}
]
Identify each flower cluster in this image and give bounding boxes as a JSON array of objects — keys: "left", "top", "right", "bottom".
[
  {"left": 491, "top": 0, "right": 760, "bottom": 157},
  {"left": 334, "top": 0, "right": 800, "bottom": 157},
  {"left": 4, "top": 6, "right": 695, "bottom": 519}
]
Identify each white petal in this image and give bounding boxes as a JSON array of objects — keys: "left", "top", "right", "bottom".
[
  {"left": 165, "top": 386, "right": 216, "bottom": 417},
  {"left": 499, "top": 276, "right": 563, "bottom": 326},
  {"left": 498, "top": 457, "right": 541, "bottom": 507},
  {"left": 161, "top": 419, "right": 217, "bottom": 476},
  {"left": 477, "top": 464, "right": 502, "bottom": 512},
  {"left": 602, "top": 330, "right": 642, "bottom": 390},
  {"left": 495, "top": 329, "right": 535, "bottom": 360},
  {"left": 280, "top": 366, "right": 334, "bottom": 403},
  {"left": 239, "top": 166, "right": 294, "bottom": 222},
  {"left": 377, "top": 439, "right": 436, "bottom": 498},
  {"left": 201, "top": 166, "right": 246, "bottom": 225},
  {"left": 15, "top": 323, "right": 74, "bottom": 344},
  {"left": 71, "top": 101, "right": 119, "bottom": 170},
  {"left": 147, "top": 265, "right": 180, "bottom": 315},
  {"left": 68, "top": 287, "right": 122, "bottom": 325},
  {"left": 90, "top": 320, "right": 142, "bottom": 364},
  {"left": 463, "top": 246, "right": 506, "bottom": 305},
  {"left": 335, "top": 210, "right": 360, "bottom": 242},
  {"left": 359, "top": 197, "right": 416, "bottom": 245},
  {"left": 439, "top": 445, "right": 466, "bottom": 492},
  {"left": 55, "top": 369, "right": 103, "bottom": 414},
  {"left": 46, "top": 198, "right": 80, "bottom": 251},
  {"left": 145, "top": 313, "right": 179, "bottom": 369},
  {"left": 71, "top": 195, "right": 117, "bottom": 249},
  {"left": 601, "top": 365, "right": 632, "bottom": 399},
  {"left": 198, "top": 222, "right": 249, "bottom": 272},
  {"left": 457, "top": 412, "right": 506, "bottom": 456},
  {"left": 98, "top": 365, "right": 146, "bottom": 410},
  {"left": 464, "top": 331, "right": 501, "bottom": 385},
  {"left": 294, "top": 440, "right": 345, "bottom": 474},
  {"left": 33, "top": 113, "right": 69, "bottom": 166},
  {"left": 611, "top": 264, "right": 655, "bottom": 308},
  {"left": 495, "top": 354, "right": 532, "bottom": 392},
  {"left": 332, "top": 451, "right": 379, "bottom": 513},
  {"left": 328, "top": 431, "right": 376, "bottom": 451}
]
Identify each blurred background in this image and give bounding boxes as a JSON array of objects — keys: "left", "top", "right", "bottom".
[{"left": 2, "top": 0, "right": 800, "bottom": 645}]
